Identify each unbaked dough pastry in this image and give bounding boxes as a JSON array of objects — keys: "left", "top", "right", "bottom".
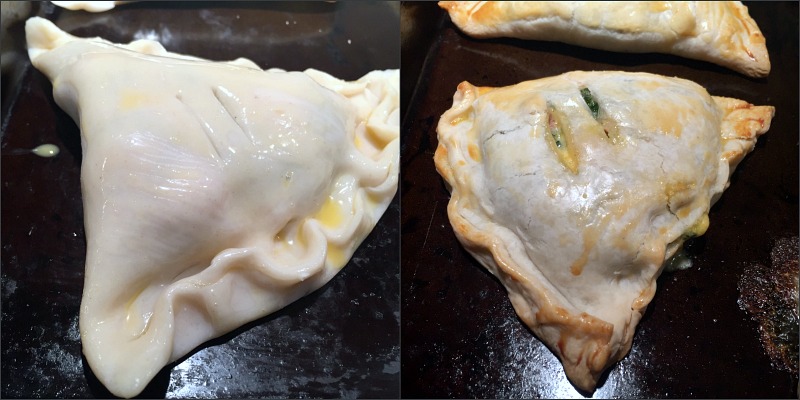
[
  {"left": 439, "top": 1, "right": 770, "bottom": 77},
  {"left": 26, "top": 17, "right": 399, "bottom": 398},
  {"left": 434, "top": 71, "right": 772, "bottom": 391}
]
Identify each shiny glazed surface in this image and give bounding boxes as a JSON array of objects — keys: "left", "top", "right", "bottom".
[{"left": 400, "top": 2, "right": 798, "bottom": 398}]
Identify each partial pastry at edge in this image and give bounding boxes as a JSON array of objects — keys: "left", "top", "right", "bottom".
[
  {"left": 439, "top": 1, "right": 770, "bottom": 77},
  {"left": 434, "top": 71, "right": 773, "bottom": 391},
  {"left": 26, "top": 17, "right": 399, "bottom": 398}
]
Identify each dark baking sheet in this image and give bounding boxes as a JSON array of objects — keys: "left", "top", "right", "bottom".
[
  {"left": 400, "top": 2, "right": 798, "bottom": 398},
  {"left": 1, "top": 2, "right": 399, "bottom": 398}
]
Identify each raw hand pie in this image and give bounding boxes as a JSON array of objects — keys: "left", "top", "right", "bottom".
[
  {"left": 434, "top": 71, "right": 773, "bottom": 391},
  {"left": 439, "top": 1, "right": 770, "bottom": 77},
  {"left": 26, "top": 17, "right": 398, "bottom": 398}
]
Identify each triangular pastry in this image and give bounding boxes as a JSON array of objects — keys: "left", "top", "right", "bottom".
[
  {"left": 26, "top": 17, "right": 399, "bottom": 398},
  {"left": 434, "top": 71, "right": 773, "bottom": 391},
  {"left": 439, "top": 1, "right": 770, "bottom": 77}
]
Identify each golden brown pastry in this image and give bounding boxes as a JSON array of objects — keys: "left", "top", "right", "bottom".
[
  {"left": 434, "top": 70, "right": 773, "bottom": 391},
  {"left": 439, "top": 1, "right": 770, "bottom": 77}
]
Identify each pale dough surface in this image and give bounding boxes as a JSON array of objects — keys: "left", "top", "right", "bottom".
[{"left": 26, "top": 16, "right": 399, "bottom": 398}]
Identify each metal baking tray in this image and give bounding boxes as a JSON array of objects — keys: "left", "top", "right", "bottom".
[
  {"left": 1, "top": 2, "right": 399, "bottom": 398},
  {"left": 400, "top": 2, "right": 798, "bottom": 398}
]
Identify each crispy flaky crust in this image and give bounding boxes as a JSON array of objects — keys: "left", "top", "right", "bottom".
[
  {"left": 434, "top": 72, "right": 773, "bottom": 391},
  {"left": 439, "top": 1, "right": 770, "bottom": 77}
]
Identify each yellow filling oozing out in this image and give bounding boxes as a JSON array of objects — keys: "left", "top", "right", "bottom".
[
  {"left": 682, "top": 213, "right": 710, "bottom": 239},
  {"left": 315, "top": 195, "right": 346, "bottom": 229}
]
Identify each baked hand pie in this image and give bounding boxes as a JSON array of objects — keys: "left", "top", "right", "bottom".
[
  {"left": 51, "top": 1, "right": 128, "bottom": 12},
  {"left": 26, "top": 17, "right": 398, "bottom": 398},
  {"left": 439, "top": 1, "right": 770, "bottom": 77},
  {"left": 434, "top": 71, "right": 773, "bottom": 391}
]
